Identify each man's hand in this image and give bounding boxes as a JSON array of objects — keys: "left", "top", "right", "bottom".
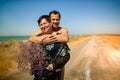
[
  {"left": 46, "top": 64, "right": 54, "bottom": 71},
  {"left": 42, "top": 35, "right": 58, "bottom": 44}
]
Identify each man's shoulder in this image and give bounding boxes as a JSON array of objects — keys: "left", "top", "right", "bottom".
[
  {"left": 59, "top": 27, "right": 68, "bottom": 31},
  {"left": 55, "top": 27, "right": 68, "bottom": 34}
]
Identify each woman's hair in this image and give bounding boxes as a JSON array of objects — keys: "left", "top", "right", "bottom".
[{"left": 37, "top": 15, "right": 51, "bottom": 26}]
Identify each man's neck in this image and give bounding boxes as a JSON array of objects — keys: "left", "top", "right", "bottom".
[{"left": 53, "top": 27, "right": 61, "bottom": 31}]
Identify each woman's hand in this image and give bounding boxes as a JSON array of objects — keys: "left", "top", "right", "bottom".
[{"left": 46, "top": 64, "right": 54, "bottom": 71}]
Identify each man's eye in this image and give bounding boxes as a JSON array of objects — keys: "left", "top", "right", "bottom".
[
  {"left": 52, "top": 19, "right": 59, "bottom": 21},
  {"left": 56, "top": 19, "right": 59, "bottom": 21}
]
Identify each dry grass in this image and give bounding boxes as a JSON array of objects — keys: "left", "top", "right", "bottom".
[
  {"left": 68, "top": 34, "right": 120, "bottom": 49},
  {"left": 97, "top": 34, "right": 120, "bottom": 50},
  {"left": 68, "top": 34, "right": 91, "bottom": 46},
  {"left": 0, "top": 40, "right": 21, "bottom": 79}
]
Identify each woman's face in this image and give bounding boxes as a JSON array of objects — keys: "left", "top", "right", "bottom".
[{"left": 39, "top": 18, "right": 52, "bottom": 34}]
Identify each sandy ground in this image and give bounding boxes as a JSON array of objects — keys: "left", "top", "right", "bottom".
[{"left": 64, "top": 36, "right": 120, "bottom": 80}]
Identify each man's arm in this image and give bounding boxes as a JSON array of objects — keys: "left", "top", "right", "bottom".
[
  {"left": 29, "top": 28, "right": 69, "bottom": 44},
  {"left": 29, "top": 29, "right": 58, "bottom": 44},
  {"left": 29, "top": 29, "right": 48, "bottom": 44},
  {"left": 42, "top": 28, "right": 69, "bottom": 44}
]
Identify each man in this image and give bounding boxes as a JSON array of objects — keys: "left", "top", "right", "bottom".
[
  {"left": 29, "top": 10, "right": 69, "bottom": 44},
  {"left": 29, "top": 10, "right": 70, "bottom": 80}
]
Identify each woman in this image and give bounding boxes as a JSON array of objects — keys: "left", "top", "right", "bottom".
[{"left": 17, "top": 15, "right": 70, "bottom": 80}]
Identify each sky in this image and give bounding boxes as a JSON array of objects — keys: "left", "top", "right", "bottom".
[{"left": 0, "top": 0, "right": 120, "bottom": 36}]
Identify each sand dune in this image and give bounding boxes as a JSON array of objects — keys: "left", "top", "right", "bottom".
[{"left": 65, "top": 36, "right": 120, "bottom": 80}]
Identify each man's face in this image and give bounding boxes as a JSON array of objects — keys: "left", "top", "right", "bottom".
[{"left": 50, "top": 13, "right": 60, "bottom": 29}]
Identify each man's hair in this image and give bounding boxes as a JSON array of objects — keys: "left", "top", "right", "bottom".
[
  {"left": 49, "top": 10, "right": 61, "bottom": 19},
  {"left": 37, "top": 15, "right": 51, "bottom": 26}
]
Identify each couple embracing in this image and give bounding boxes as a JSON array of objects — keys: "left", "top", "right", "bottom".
[{"left": 17, "top": 10, "right": 70, "bottom": 80}]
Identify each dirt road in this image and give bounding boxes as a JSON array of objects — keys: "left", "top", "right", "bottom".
[{"left": 64, "top": 36, "right": 120, "bottom": 80}]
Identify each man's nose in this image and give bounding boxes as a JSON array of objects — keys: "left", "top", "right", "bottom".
[
  {"left": 52, "top": 21, "right": 58, "bottom": 24},
  {"left": 53, "top": 20, "right": 57, "bottom": 23}
]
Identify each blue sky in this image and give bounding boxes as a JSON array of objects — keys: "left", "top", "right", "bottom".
[{"left": 0, "top": 0, "right": 120, "bottom": 36}]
